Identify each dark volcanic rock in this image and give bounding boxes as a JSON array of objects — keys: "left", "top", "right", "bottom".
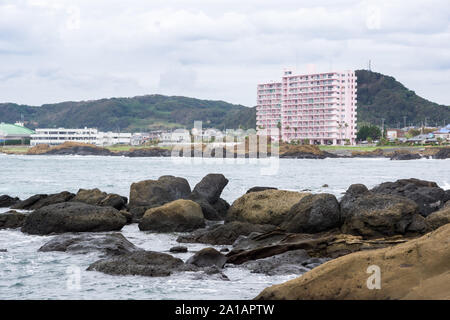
[
  {"left": 281, "top": 193, "right": 341, "bottom": 233},
  {"left": 246, "top": 187, "right": 278, "bottom": 194},
  {"left": 371, "top": 178, "right": 447, "bottom": 216},
  {"left": 21, "top": 202, "right": 127, "bottom": 235},
  {"left": 38, "top": 233, "right": 141, "bottom": 256},
  {"left": 26, "top": 192, "right": 75, "bottom": 210},
  {"left": 425, "top": 202, "right": 450, "bottom": 230},
  {"left": 390, "top": 152, "right": 421, "bottom": 160},
  {"left": 87, "top": 251, "right": 184, "bottom": 277},
  {"left": 432, "top": 147, "right": 450, "bottom": 159},
  {"left": 170, "top": 246, "right": 188, "bottom": 253},
  {"left": 45, "top": 146, "right": 113, "bottom": 156},
  {"left": 11, "top": 194, "right": 48, "bottom": 210},
  {"left": 241, "top": 249, "right": 312, "bottom": 275},
  {"left": 191, "top": 174, "right": 229, "bottom": 204},
  {"left": 0, "top": 211, "right": 27, "bottom": 229},
  {"left": 186, "top": 248, "right": 227, "bottom": 268},
  {"left": 340, "top": 192, "right": 423, "bottom": 237},
  {"left": 138, "top": 199, "right": 205, "bottom": 232},
  {"left": 129, "top": 175, "right": 191, "bottom": 209},
  {"left": 72, "top": 189, "right": 127, "bottom": 210},
  {"left": 0, "top": 195, "right": 20, "bottom": 208},
  {"left": 123, "top": 148, "right": 171, "bottom": 157},
  {"left": 176, "top": 221, "right": 276, "bottom": 245}
]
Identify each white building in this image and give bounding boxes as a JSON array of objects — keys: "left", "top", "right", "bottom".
[{"left": 30, "top": 128, "right": 131, "bottom": 146}]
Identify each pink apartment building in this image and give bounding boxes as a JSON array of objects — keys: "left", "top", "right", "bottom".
[{"left": 256, "top": 70, "right": 357, "bottom": 145}]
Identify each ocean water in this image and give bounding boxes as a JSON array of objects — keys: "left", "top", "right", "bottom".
[{"left": 0, "top": 154, "right": 449, "bottom": 299}]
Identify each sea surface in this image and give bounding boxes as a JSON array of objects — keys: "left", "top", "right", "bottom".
[{"left": 1, "top": 154, "right": 449, "bottom": 299}]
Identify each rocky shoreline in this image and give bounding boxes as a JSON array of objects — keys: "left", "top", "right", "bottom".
[
  {"left": 2, "top": 142, "right": 449, "bottom": 159},
  {"left": 1, "top": 175, "right": 449, "bottom": 299}
]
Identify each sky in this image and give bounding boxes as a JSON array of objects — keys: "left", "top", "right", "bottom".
[{"left": 0, "top": 0, "right": 449, "bottom": 107}]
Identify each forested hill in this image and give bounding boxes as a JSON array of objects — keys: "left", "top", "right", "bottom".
[
  {"left": 0, "top": 95, "right": 256, "bottom": 132},
  {"left": 1, "top": 70, "right": 449, "bottom": 131},
  {"left": 355, "top": 70, "right": 450, "bottom": 127}
]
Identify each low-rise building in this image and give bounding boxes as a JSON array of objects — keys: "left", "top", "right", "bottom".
[
  {"left": 30, "top": 127, "right": 132, "bottom": 146},
  {"left": 0, "top": 122, "right": 35, "bottom": 144},
  {"left": 432, "top": 125, "right": 450, "bottom": 141},
  {"left": 386, "top": 129, "right": 406, "bottom": 140}
]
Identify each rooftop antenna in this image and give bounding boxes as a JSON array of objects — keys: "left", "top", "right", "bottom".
[{"left": 368, "top": 60, "right": 372, "bottom": 71}]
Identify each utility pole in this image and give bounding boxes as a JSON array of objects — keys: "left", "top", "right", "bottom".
[
  {"left": 381, "top": 118, "right": 385, "bottom": 138},
  {"left": 403, "top": 116, "right": 407, "bottom": 129}
]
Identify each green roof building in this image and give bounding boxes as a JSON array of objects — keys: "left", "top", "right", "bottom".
[{"left": 0, "top": 122, "right": 35, "bottom": 143}]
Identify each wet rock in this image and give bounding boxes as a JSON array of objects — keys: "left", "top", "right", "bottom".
[
  {"left": 241, "top": 249, "right": 311, "bottom": 276},
  {"left": 226, "top": 190, "right": 310, "bottom": 226},
  {"left": 426, "top": 202, "right": 450, "bottom": 230},
  {"left": 190, "top": 266, "right": 230, "bottom": 281},
  {"left": 38, "top": 233, "right": 141, "bottom": 256},
  {"left": 322, "top": 184, "right": 329, "bottom": 188},
  {"left": 21, "top": 202, "right": 127, "bottom": 235},
  {"left": 11, "top": 194, "right": 48, "bottom": 210},
  {"left": 22, "top": 192, "right": 76, "bottom": 210},
  {"left": 220, "top": 248, "right": 229, "bottom": 253},
  {"left": 189, "top": 196, "right": 223, "bottom": 221},
  {"left": 0, "top": 195, "right": 20, "bottom": 208},
  {"left": 371, "top": 178, "right": 447, "bottom": 216},
  {"left": 87, "top": 251, "right": 184, "bottom": 277},
  {"left": 0, "top": 210, "right": 27, "bottom": 229},
  {"left": 176, "top": 221, "right": 276, "bottom": 245},
  {"left": 186, "top": 248, "right": 227, "bottom": 268},
  {"left": 45, "top": 145, "right": 113, "bottom": 156},
  {"left": 191, "top": 174, "right": 229, "bottom": 204},
  {"left": 129, "top": 176, "right": 191, "bottom": 209},
  {"left": 123, "top": 148, "right": 171, "bottom": 157},
  {"left": 0, "top": 249, "right": 6, "bottom": 252},
  {"left": 246, "top": 187, "right": 278, "bottom": 194},
  {"left": 256, "top": 224, "right": 450, "bottom": 300},
  {"left": 341, "top": 192, "right": 423, "bottom": 237},
  {"left": 281, "top": 193, "right": 341, "bottom": 233},
  {"left": 138, "top": 199, "right": 205, "bottom": 232},
  {"left": 72, "top": 189, "right": 127, "bottom": 210},
  {"left": 170, "top": 246, "right": 188, "bottom": 253}
]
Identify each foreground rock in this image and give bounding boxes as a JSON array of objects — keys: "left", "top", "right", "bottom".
[
  {"left": 38, "top": 233, "right": 141, "bottom": 256},
  {"left": 0, "top": 195, "right": 20, "bottom": 208},
  {"left": 87, "top": 251, "right": 184, "bottom": 277},
  {"left": 71, "top": 188, "right": 127, "bottom": 210},
  {"left": 425, "top": 202, "right": 450, "bottom": 230},
  {"left": 129, "top": 176, "right": 191, "bottom": 211},
  {"left": 256, "top": 224, "right": 450, "bottom": 300},
  {"left": 177, "top": 221, "right": 276, "bottom": 245},
  {"left": 371, "top": 178, "right": 449, "bottom": 216},
  {"left": 280, "top": 194, "right": 341, "bottom": 233},
  {"left": 226, "top": 190, "right": 310, "bottom": 226},
  {"left": 138, "top": 199, "right": 205, "bottom": 232},
  {"left": 21, "top": 202, "right": 127, "bottom": 235},
  {"left": 186, "top": 248, "right": 227, "bottom": 268},
  {"left": 0, "top": 211, "right": 27, "bottom": 229}
]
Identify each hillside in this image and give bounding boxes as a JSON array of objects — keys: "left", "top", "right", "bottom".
[
  {"left": 0, "top": 95, "right": 256, "bottom": 132},
  {"left": 355, "top": 70, "right": 450, "bottom": 127},
  {"left": 1, "top": 70, "right": 449, "bottom": 131}
]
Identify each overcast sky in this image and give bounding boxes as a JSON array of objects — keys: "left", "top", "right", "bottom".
[{"left": 0, "top": 0, "right": 449, "bottom": 107}]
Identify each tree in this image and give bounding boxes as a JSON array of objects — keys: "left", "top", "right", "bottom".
[{"left": 357, "top": 124, "right": 381, "bottom": 141}]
